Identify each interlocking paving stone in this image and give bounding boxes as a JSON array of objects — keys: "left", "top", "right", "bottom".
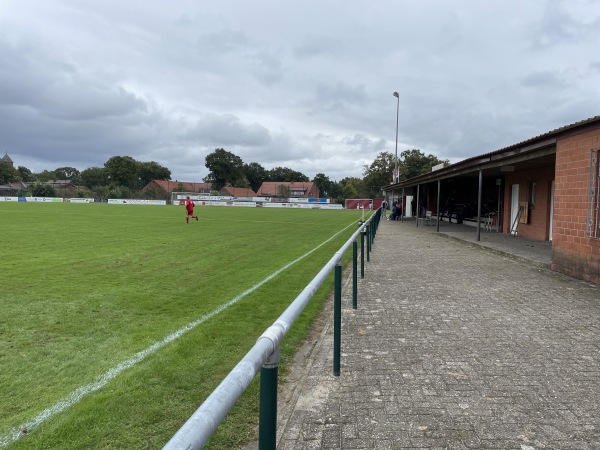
[{"left": 249, "top": 220, "right": 600, "bottom": 449}]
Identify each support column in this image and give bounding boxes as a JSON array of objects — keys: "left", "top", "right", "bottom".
[
  {"left": 476, "top": 168, "right": 483, "bottom": 241},
  {"left": 436, "top": 179, "right": 441, "bottom": 232}
]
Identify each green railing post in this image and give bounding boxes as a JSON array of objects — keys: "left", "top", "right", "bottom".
[
  {"left": 333, "top": 262, "right": 342, "bottom": 376},
  {"left": 352, "top": 240, "right": 357, "bottom": 309},
  {"left": 258, "top": 356, "right": 278, "bottom": 450},
  {"left": 366, "top": 223, "right": 370, "bottom": 262},
  {"left": 360, "top": 227, "right": 365, "bottom": 278},
  {"left": 373, "top": 213, "right": 378, "bottom": 241},
  {"left": 372, "top": 217, "right": 376, "bottom": 243}
]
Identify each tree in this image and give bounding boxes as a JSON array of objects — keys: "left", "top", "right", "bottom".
[
  {"left": 138, "top": 161, "right": 171, "bottom": 188},
  {"left": 80, "top": 167, "right": 107, "bottom": 188},
  {"left": 398, "top": 149, "right": 449, "bottom": 181},
  {"left": 17, "top": 166, "right": 33, "bottom": 182},
  {"left": 267, "top": 167, "right": 309, "bottom": 182},
  {"left": 104, "top": 156, "right": 139, "bottom": 189},
  {"left": 243, "top": 162, "right": 269, "bottom": 192},
  {"left": 30, "top": 182, "right": 57, "bottom": 197},
  {"left": 204, "top": 148, "right": 245, "bottom": 190},
  {"left": 34, "top": 170, "right": 56, "bottom": 182},
  {"left": 53, "top": 167, "right": 81, "bottom": 184},
  {"left": 339, "top": 177, "right": 365, "bottom": 200},
  {"left": 0, "top": 162, "right": 19, "bottom": 184},
  {"left": 90, "top": 185, "right": 110, "bottom": 201},
  {"left": 328, "top": 181, "right": 344, "bottom": 204},
  {"left": 362, "top": 151, "right": 395, "bottom": 197},
  {"left": 142, "top": 185, "right": 168, "bottom": 200},
  {"left": 276, "top": 184, "right": 291, "bottom": 198},
  {"left": 313, "top": 173, "right": 334, "bottom": 198}
]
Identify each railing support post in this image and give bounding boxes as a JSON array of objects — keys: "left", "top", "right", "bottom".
[
  {"left": 360, "top": 227, "right": 365, "bottom": 278},
  {"left": 366, "top": 224, "right": 370, "bottom": 262},
  {"left": 352, "top": 240, "right": 358, "bottom": 309},
  {"left": 333, "top": 262, "right": 342, "bottom": 376},
  {"left": 258, "top": 348, "right": 279, "bottom": 450}
]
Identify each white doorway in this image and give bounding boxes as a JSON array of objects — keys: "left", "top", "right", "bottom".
[{"left": 510, "top": 184, "right": 520, "bottom": 235}]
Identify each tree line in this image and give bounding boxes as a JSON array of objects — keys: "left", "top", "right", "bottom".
[
  {"left": 0, "top": 148, "right": 447, "bottom": 203},
  {"left": 204, "top": 148, "right": 448, "bottom": 202}
]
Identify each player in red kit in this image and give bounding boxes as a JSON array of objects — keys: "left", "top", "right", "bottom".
[{"left": 185, "top": 196, "right": 198, "bottom": 223}]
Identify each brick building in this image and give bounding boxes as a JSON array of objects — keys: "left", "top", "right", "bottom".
[
  {"left": 219, "top": 185, "right": 257, "bottom": 197},
  {"left": 256, "top": 181, "right": 319, "bottom": 198},
  {"left": 141, "top": 180, "right": 213, "bottom": 194},
  {"left": 386, "top": 116, "right": 600, "bottom": 285}
]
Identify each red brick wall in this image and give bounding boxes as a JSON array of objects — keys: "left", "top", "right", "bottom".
[
  {"left": 502, "top": 166, "right": 554, "bottom": 241},
  {"left": 552, "top": 129, "right": 600, "bottom": 284}
]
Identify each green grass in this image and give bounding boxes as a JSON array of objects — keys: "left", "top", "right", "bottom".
[{"left": 0, "top": 202, "right": 368, "bottom": 449}]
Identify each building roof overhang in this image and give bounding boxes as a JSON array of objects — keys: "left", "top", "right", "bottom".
[{"left": 385, "top": 115, "right": 600, "bottom": 191}]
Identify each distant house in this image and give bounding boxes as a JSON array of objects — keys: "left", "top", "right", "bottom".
[
  {"left": 219, "top": 185, "right": 257, "bottom": 197},
  {"left": 42, "top": 180, "right": 79, "bottom": 196},
  {"left": 0, "top": 180, "right": 78, "bottom": 196},
  {"left": 141, "top": 180, "right": 213, "bottom": 194},
  {"left": 0, "top": 181, "right": 28, "bottom": 194},
  {"left": 45, "top": 179, "right": 78, "bottom": 189},
  {"left": 256, "top": 181, "right": 319, "bottom": 198}
]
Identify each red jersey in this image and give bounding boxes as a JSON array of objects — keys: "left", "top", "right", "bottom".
[{"left": 185, "top": 199, "right": 195, "bottom": 213}]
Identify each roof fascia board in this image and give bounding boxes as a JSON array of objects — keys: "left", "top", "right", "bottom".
[
  {"left": 384, "top": 116, "right": 600, "bottom": 192},
  {"left": 387, "top": 141, "right": 556, "bottom": 189}
]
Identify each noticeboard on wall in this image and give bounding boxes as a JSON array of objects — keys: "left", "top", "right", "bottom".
[{"left": 519, "top": 201, "right": 529, "bottom": 223}]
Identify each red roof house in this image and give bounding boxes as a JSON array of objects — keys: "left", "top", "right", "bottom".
[
  {"left": 256, "top": 181, "right": 319, "bottom": 198},
  {"left": 141, "top": 180, "right": 213, "bottom": 193},
  {"left": 219, "top": 186, "right": 257, "bottom": 197}
]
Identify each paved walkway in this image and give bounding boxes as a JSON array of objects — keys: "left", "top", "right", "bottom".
[{"left": 270, "top": 219, "right": 599, "bottom": 450}]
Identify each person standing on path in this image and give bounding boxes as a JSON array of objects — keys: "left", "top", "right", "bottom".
[{"left": 185, "top": 196, "right": 198, "bottom": 223}]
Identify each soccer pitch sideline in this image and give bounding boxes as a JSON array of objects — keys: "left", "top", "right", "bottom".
[{"left": 0, "top": 202, "right": 367, "bottom": 449}]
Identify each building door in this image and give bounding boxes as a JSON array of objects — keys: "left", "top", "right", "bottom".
[
  {"left": 549, "top": 180, "right": 555, "bottom": 241},
  {"left": 510, "top": 184, "right": 519, "bottom": 235}
]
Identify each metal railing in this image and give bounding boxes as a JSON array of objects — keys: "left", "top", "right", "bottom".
[{"left": 163, "top": 208, "right": 384, "bottom": 449}]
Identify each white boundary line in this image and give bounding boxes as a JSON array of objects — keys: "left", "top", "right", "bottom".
[{"left": 0, "top": 220, "right": 359, "bottom": 448}]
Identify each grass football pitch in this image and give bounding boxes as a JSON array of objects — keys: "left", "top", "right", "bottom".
[{"left": 0, "top": 202, "right": 368, "bottom": 449}]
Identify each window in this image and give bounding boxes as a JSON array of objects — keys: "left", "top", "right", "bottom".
[
  {"left": 528, "top": 181, "right": 536, "bottom": 208},
  {"left": 587, "top": 149, "right": 600, "bottom": 238}
]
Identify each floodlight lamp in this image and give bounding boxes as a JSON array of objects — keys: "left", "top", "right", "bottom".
[{"left": 393, "top": 92, "right": 399, "bottom": 98}]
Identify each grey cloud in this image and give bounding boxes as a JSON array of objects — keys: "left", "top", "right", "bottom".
[
  {"left": 184, "top": 113, "right": 272, "bottom": 147},
  {"left": 0, "top": 39, "right": 165, "bottom": 169},
  {"left": 342, "top": 134, "right": 386, "bottom": 154},
  {"left": 293, "top": 35, "right": 344, "bottom": 58},
  {"left": 308, "top": 82, "right": 369, "bottom": 114},
  {"left": 196, "top": 30, "right": 252, "bottom": 55},
  {"left": 529, "top": 0, "right": 600, "bottom": 48},
  {"left": 519, "top": 70, "right": 568, "bottom": 89},
  {"left": 0, "top": 35, "right": 150, "bottom": 121},
  {"left": 250, "top": 50, "right": 285, "bottom": 86}
]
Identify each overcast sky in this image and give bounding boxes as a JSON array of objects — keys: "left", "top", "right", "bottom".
[{"left": 1, "top": 0, "right": 599, "bottom": 183}]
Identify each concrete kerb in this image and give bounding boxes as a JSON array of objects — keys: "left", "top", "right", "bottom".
[{"left": 433, "top": 231, "right": 551, "bottom": 271}]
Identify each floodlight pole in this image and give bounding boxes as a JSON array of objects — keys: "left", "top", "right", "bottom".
[{"left": 393, "top": 91, "right": 399, "bottom": 183}]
